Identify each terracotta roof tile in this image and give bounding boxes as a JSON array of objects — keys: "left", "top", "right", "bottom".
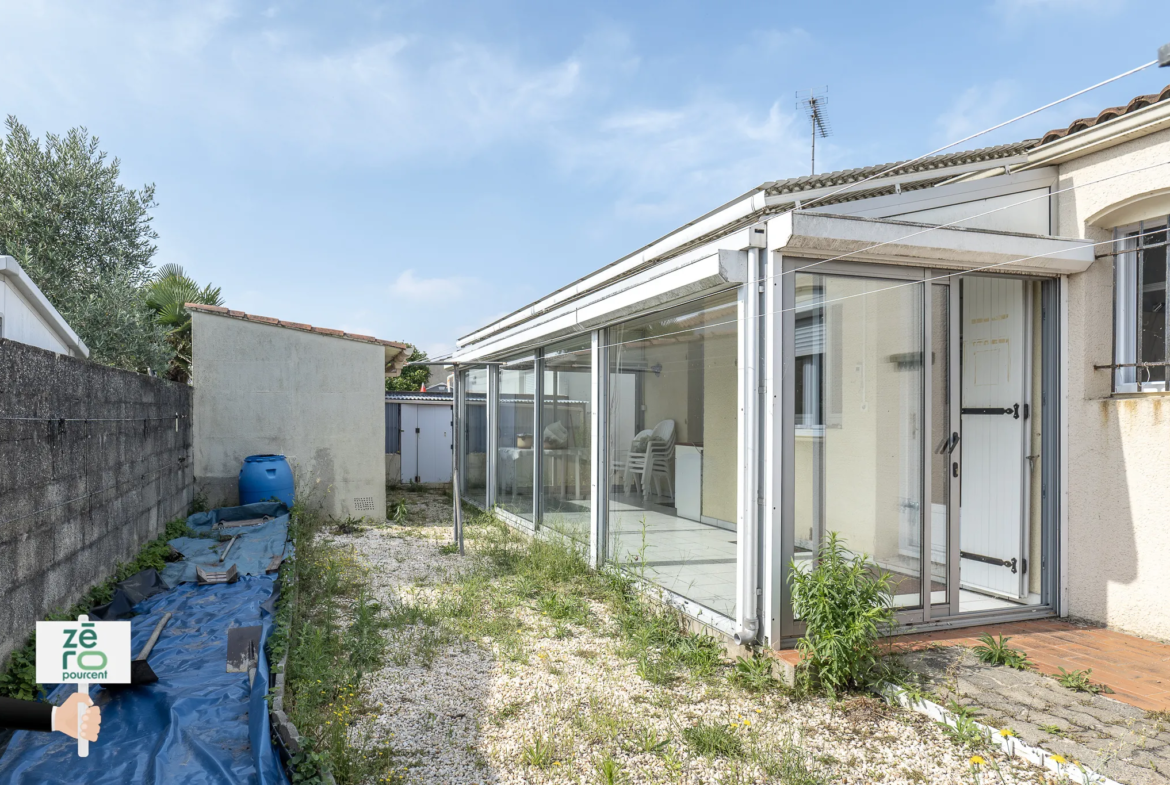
[
  {"left": 184, "top": 302, "right": 411, "bottom": 352},
  {"left": 1038, "top": 84, "right": 1170, "bottom": 146}
]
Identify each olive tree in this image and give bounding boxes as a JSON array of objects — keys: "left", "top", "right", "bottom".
[{"left": 0, "top": 116, "right": 169, "bottom": 371}]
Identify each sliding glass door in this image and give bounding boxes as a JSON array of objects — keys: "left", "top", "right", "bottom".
[
  {"left": 791, "top": 269, "right": 926, "bottom": 613},
  {"left": 783, "top": 262, "right": 1059, "bottom": 637},
  {"left": 540, "top": 336, "right": 592, "bottom": 543}
]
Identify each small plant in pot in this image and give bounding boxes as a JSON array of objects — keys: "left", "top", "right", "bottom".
[{"left": 789, "top": 531, "right": 896, "bottom": 696}]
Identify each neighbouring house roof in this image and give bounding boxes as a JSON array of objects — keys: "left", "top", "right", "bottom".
[
  {"left": 186, "top": 302, "right": 411, "bottom": 376},
  {"left": 0, "top": 255, "right": 89, "bottom": 358},
  {"left": 761, "top": 140, "right": 1038, "bottom": 206},
  {"left": 385, "top": 391, "right": 454, "bottom": 403},
  {"left": 1038, "top": 84, "right": 1170, "bottom": 146}
]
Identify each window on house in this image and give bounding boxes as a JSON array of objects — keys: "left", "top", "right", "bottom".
[{"left": 1113, "top": 218, "right": 1169, "bottom": 392}]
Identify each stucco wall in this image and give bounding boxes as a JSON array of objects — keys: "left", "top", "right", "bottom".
[
  {"left": 191, "top": 312, "right": 386, "bottom": 520},
  {"left": 1055, "top": 125, "right": 1170, "bottom": 641}
]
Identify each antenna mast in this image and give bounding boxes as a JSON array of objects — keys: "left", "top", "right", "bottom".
[{"left": 797, "top": 88, "right": 832, "bottom": 176}]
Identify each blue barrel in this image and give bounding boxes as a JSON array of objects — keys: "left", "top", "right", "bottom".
[{"left": 239, "top": 454, "right": 295, "bottom": 507}]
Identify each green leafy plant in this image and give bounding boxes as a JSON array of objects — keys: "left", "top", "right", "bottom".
[
  {"left": 1056, "top": 667, "right": 1111, "bottom": 694},
  {"left": 729, "top": 650, "right": 778, "bottom": 692},
  {"left": 636, "top": 653, "right": 677, "bottom": 686},
  {"left": 945, "top": 699, "right": 980, "bottom": 721},
  {"left": 144, "top": 263, "right": 223, "bottom": 381},
  {"left": 788, "top": 532, "right": 896, "bottom": 695},
  {"left": 388, "top": 498, "right": 409, "bottom": 524},
  {"left": 939, "top": 713, "right": 990, "bottom": 750},
  {"left": 972, "top": 633, "right": 1031, "bottom": 670},
  {"left": 682, "top": 721, "right": 744, "bottom": 758},
  {"left": 438, "top": 542, "right": 459, "bottom": 555},
  {"left": 631, "top": 726, "right": 670, "bottom": 754},
  {"left": 594, "top": 751, "right": 625, "bottom": 784},
  {"left": 520, "top": 733, "right": 557, "bottom": 768},
  {"left": 1038, "top": 723, "right": 1066, "bottom": 737}
]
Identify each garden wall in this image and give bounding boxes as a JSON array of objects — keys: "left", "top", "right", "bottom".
[{"left": 0, "top": 338, "right": 193, "bottom": 663}]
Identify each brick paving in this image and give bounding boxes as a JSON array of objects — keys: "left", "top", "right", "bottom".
[
  {"left": 773, "top": 620, "right": 1170, "bottom": 783},
  {"left": 905, "top": 646, "right": 1170, "bottom": 785},
  {"left": 893, "top": 619, "right": 1170, "bottom": 713}
]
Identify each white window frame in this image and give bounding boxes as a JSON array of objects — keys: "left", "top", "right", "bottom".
[{"left": 1113, "top": 217, "right": 1169, "bottom": 393}]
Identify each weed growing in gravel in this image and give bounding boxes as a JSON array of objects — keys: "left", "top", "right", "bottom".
[
  {"left": 1055, "top": 667, "right": 1111, "bottom": 694},
  {"left": 729, "top": 650, "right": 780, "bottom": 693},
  {"left": 594, "top": 751, "right": 626, "bottom": 784},
  {"left": 630, "top": 726, "right": 671, "bottom": 754},
  {"left": 745, "top": 734, "right": 828, "bottom": 785},
  {"left": 1039, "top": 722, "right": 1067, "bottom": 737},
  {"left": 972, "top": 633, "right": 1031, "bottom": 670},
  {"left": 387, "top": 498, "right": 409, "bottom": 524},
  {"left": 520, "top": 733, "right": 558, "bottom": 767},
  {"left": 281, "top": 501, "right": 405, "bottom": 784},
  {"left": 683, "top": 720, "right": 744, "bottom": 758}
]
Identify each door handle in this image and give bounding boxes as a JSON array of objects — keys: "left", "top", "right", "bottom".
[{"left": 947, "top": 432, "right": 960, "bottom": 454}]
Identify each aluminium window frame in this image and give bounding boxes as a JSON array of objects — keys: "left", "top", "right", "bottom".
[
  {"left": 775, "top": 257, "right": 1063, "bottom": 645},
  {"left": 1111, "top": 217, "right": 1170, "bottom": 393}
]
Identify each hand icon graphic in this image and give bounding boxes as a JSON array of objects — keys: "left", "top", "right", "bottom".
[{"left": 53, "top": 693, "right": 100, "bottom": 743}]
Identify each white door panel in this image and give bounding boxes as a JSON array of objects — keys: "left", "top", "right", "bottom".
[
  {"left": 417, "top": 405, "right": 453, "bottom": 483},
  {"left": 960, "top": 277, "right": 1028, "bottom": 599},
  {"left": 401, "top": 405, "right": 419, "bottom": 483}
]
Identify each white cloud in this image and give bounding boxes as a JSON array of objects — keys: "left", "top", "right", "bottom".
[
  {"left": 390, "top": 269, "right": 476, "bottom": 301},
  {"left": 934, "top": 79, "right": 1021, "bottom": 144},
  {"left": 992, "top": 0, "right": 1122, "bottom": 19},
  {"left": 558, "top": 96, "right": 816, "bottom": 222}
]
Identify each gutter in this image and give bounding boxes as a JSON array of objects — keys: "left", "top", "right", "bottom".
[
  {"left": 0, "top": 255, "right": 89, "bottom": 358},
  {"left": 1025, "top": 99, "right": 1170, "bottom": 167}
]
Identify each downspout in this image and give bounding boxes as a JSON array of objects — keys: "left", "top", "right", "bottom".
[{"left": 733, "top": 246, "right": 764, "bottom": 645}]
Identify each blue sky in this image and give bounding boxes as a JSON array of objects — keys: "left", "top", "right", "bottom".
[{"left": 2, "top": 0, "right": 1168, "bottom": 356}]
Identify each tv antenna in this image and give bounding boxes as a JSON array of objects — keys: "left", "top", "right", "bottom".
[{"left": 796, "top": 88, "right": 832, "bottom": 176}]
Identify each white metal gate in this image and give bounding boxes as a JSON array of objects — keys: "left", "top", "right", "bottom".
[{"left": 400, "top": 404, "right": 453, "bottom": 484}]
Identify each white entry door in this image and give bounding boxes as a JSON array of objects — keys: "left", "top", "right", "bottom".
[
  {"left": 400, "top": 404, "right": 419, "bottom": 483},
  {"left": 416, "top": 405, "right": 453, "bottom": 484},
  {"left": 960, "top": 277, "right": 1029, "bottom": 599}
]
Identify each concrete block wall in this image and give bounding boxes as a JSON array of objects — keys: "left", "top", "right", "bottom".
[{"left": 0, "top": 339, "right": 193, "bottom": 664}]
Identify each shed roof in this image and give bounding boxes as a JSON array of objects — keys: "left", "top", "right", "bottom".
[{"left": 186, "top": 302, "right": 411, "bottom": 376}]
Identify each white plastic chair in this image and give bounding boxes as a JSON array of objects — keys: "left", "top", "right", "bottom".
[
  {"left": 612, "top": 429, "right": 653, "bottom": 493},
  {"left": 627, "top": 419, "right": 676, "bottom": 501}
]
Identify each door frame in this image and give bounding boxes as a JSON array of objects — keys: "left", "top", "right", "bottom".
[{"left": 777, "top": 257, "right": 1063, "bottom": 644}]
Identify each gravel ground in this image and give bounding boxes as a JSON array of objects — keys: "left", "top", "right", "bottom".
[{"left": 329, "top": 490, "right": 1054, "bottom": 785}]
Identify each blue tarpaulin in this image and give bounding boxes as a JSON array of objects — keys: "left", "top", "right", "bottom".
[{"left": 0, "top": 504, "right": 291, "bottom": 785}]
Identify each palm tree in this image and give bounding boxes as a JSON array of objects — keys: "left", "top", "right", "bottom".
[{"left": 144, "top": 263, "right": 223, "bottom": 382}]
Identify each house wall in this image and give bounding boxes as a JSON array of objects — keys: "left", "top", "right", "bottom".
[
  {"left": 191, "top": 312, "right": 386, "bottom": 520},
  {"left": 0, "top": 279, "right": 70, "bottom": 356},
  {"left": 1055, "top": 124, "right": 1170, "bottom": 641},
  {"left": 0, "top": 339, "right": 192, "bottom": 665}
]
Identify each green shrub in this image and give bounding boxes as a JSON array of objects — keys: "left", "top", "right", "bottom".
[{"left": 788, "top": 532, "right": 895, "bottom": 695}]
